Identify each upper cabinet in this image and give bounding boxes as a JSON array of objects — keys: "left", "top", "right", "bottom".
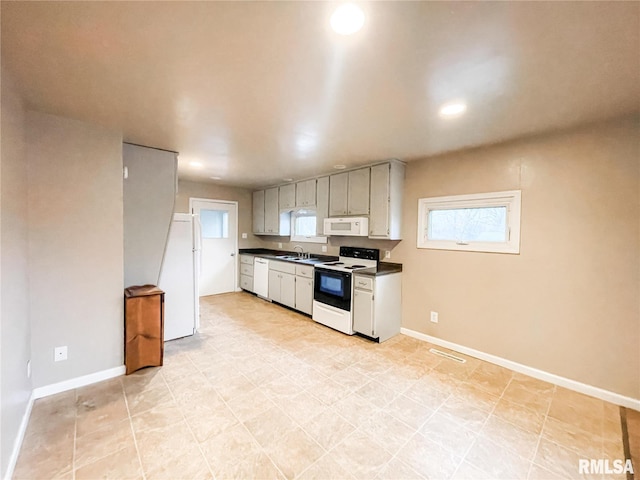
[
  {"left": 252, "top": 187, "right": 290, "bottom": 236},
  {"left": 369, "top": 161, "right": 405, "bottom": 240},
  {"left": 279, "top": 184, "right": 296, "bottom": 210},
  {"left": 347, "top": 168, "right": 370, "bottom": 215},
  {"left": 329, "top": 168, "right": 370, "bottom": 216},
  {"left": 295, "top": 179, "right": 316, "bottom": 208},
  {"left": 315, "top": 176, "right": 329, "bottom": 236},
  {"left": 329, "top": 172, "right": 348, "bottom": 216},
  {"left": 251, "top": 160, "right": 404, "bottom": 239},
  {"left": 252, "top": 190, "right": 265, "bottom": 234}
]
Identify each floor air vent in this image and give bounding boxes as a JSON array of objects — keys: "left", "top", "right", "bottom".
[{"left": 429, "top": 348, "right": 466, "bottom": 363}]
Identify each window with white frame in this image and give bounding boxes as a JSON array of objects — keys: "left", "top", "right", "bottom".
[
  {"left": 290, "top": 209, "right": 328, "bottom": 244},
  {"left": 417, "top": 190, "right": 521, "bottom": 254}
]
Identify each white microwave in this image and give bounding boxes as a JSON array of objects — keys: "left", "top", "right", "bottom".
[{"left": 323, "top": 217, "right": 369, "bottom": 236}]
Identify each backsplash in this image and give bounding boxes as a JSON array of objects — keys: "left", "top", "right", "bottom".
[{"left": 255, "top": 236, "right": 402, "bottom": 259}]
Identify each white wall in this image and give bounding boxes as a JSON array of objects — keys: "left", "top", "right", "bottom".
[
  {"left": 123, "top": 143, "right": 177, "bottom": 287},
  {"left": 27, "top": 111, "right": 124, "bottom": 389},
  {"left": 0, "top": 67, "right": 32, "bottom": 479}
]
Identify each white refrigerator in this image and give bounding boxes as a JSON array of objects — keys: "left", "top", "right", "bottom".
[{"left": 159, "top": 213, "right": 197, "bottom": 341}]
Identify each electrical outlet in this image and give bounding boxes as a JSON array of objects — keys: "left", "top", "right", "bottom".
[
  {"left": 430, "top": 311, "right": 439, "bottom": 323},
  {"left": 54, "top": 346, "right": 68, "bottom": 362},
  {"left": 321, "top": 246, "right": 327, "bottom": 253},
  {"left": 278, "top": 242, "right": 283, "bottom": 248},
  {"left": 27, "top": 360, "right": 31, "bottom": 378},
  {"left": 242, "top": 233, "right": 247, "bottom": 239},
  {"left": 385, "top": 250, "right": 391, "bottom": 259}
]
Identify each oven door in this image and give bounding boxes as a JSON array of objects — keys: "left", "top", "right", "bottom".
[{"left": 314, "top": 268, "right": 351, "bottom": 311}]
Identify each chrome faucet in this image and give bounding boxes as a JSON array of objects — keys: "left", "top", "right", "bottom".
[{"left": 293, "top": 245, "right": 304, "bottom": 258}]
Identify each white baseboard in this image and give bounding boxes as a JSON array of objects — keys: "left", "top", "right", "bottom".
[
  {"left": 33, "top": 365, "right": 126, "bottom": 400},
  {"left": 3, "top": 392, "right": 34, "bottom": 480},
  {"left": 401, "top": 328, "right": 640, "bottom": 411}
]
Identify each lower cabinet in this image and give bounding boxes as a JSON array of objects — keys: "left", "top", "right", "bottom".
[
  {"left": 269, "top": 261, "right": 296, "bottom": 309},
  {"left": 239, "top": 254, "right": 254, "bottom": 292},
  {"left": 352, "top": 273, "right": 402, "bottom": 342},
  {"left": 295, "top": 264, "right": 314, "bottom": 315}
]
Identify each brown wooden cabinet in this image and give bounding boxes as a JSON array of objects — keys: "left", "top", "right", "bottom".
[{"left": 124, "top": 285, "right": 164, "bottom": 374}]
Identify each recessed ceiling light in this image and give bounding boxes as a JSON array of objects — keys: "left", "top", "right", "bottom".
[
  {"left": 189, "top": 161, "right": 203, "bottom": 168},
  {"left": 333, "top": 164, "right": 347, "bottom": 170},
  {"left": 283, "top": 178, "right": 293, "bottom": 182},
  {"left": 439, "top": 102, "right": 467, "bottom": 118},
  {"left": 210, "top": 176, "right": 221, "bottom": 180},
  {"left": 330, "top": 3, "right": 365, "bottom": 35}
]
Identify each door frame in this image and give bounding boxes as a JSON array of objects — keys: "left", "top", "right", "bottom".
[{"left": 189, "top": 197, "right": 240, "bottom": 315}]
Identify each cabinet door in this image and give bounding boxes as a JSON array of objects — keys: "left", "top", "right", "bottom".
[
  {"left": 316, "top": 177, "right": 329, "bottom": 235},
  {"left": 353, "top": 289, "right": 374, "bottom": 337},
  {"left": 329, "top": 173, "right": 348, "bottom": 216},
  {"left": 348, "top": 168, "right": 370, "bottom": 215},
  {"left": 369, "top": 163, "right": 390, "bottom": 237},
  {"left": 279, "top": 184, "right": 296, "bottom": 210},
  {"left": 295, "top": 277, "right": 313, "bottom": 315},
  {"left": 252, "top": 190, "right": 265, "bottom": 234},
  {"left": 268, "top": 270, "right": 281, "bottom": 302},
  {"left": 264, "top": 187, "right": 279, "bottom": 234},
  {"left": 296, "top": 179, "right": 316, "bottom": 207},
  {"left": 280, "top": 273, "right": 296, "bottom": 308}
]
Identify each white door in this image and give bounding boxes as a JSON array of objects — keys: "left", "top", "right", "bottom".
[
  {"left": 159, "top": 213, "right": 196, "bottom": 340},
  {"left": 191, "top": 199, "right": 238, "bottom": 297}
]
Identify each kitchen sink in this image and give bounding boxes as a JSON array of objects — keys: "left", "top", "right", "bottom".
[{"left": 274, "top": 255, "right": 318, "bottom": 262}]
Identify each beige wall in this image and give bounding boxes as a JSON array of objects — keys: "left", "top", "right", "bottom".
[
  {"left": 27, "top": 111, "right": 124, "bottom": 388},
  {"left": 175, "top": 180, "right": 261, "bottom": 249},
  {"left": 0, "top": 67, "right": 32, "bottom": 478},
  {"left": 394, "top": 117, "right": 640, "bottom": 399}
]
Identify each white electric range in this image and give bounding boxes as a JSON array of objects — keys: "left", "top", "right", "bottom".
[{"left": 312, "top": 246, "right": 379, "bottom": 334}]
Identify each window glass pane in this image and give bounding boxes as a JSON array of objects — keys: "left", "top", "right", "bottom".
[
  {"left": 201, "top": 209, "right": 228, "bottom": 239},
  {"left": 428, "top": 206, "right": 507, "bottom": 242},
  {"left": 295, "top": 215, "right": 317, "bottom": 237}
]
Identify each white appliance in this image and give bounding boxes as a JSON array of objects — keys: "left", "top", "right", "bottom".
[
  {"left": 158, "top": 213, "right": 197, "bottom": 341},
  {"left": 253, "top": 257, "right": 269, "bottom": 299},
  {"left": 323, "top": 217, "right": 369, "bottom": 236},
  {"left": 312, "top": 246, "right": 379, "bottom": 334}
]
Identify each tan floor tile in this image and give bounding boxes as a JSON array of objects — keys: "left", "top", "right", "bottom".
[
  {"left": 451, "top": 461, "right": 495, "bottom": 480},
  {"left": 265, "top": 427, "right": 325, "bottom": 479},
  {"left": 302, "top": 409, "right": 356, "bottom": 450},
  {"left": 403, "top": 379, "right": 450, "bottom": 410},
  {"left": 548, "top": 387, "right": 604, "bottom": 433},
  {"left": 370, "top": 366, "right": 418, "bottom": 394},
  {"left": 386, "top": 394, "right": 435, "bottom": 430},
  {"left": 306, "top": 377, "right": 352, "bottom": 406},
  {"left": 502, "top": 379, "right": 553, "bottom": 414},
  {"left": 298, "top": 453, "right": 356, "bottom": 480},
  {"left": 374, "top": 458, "right": 425, "bottom": 480},
  {"left": 528, "top": 463, "right": 565, "bottom": 480},
  {"left": 493, "top": 397, "right": 546, "bottom": 434},
  {"left": 131, "top": 400, "right": 183, "bottom": 433},
  {"left": 480, "top": 415, "right": 540, "bottom": 460},
  {"left": 355, "top": 379, "right": 400, "bottom": 408},
  {"left": 122, "top": 367, "right": 165, "bottom": 395},
  {"left": 209, "top": 449, "right": 285, "bottom": 480},
  {"left": 466, "top": 362, "right": 513, "bottom": 397},
  {"left": 125, "top": 382, "right": 174, "bottom": 416},
  {"left": 185, "top": 405, "right": 239, "bottom": 443},
  {"left": 76, "top": 384, "right": 129, "bottom": 437},
  {"left": 273, "top": 391, "right": 328, "bottom": 425},
  {"left": 534, "top": 437, "right": 601, "bottom": 480},
  {"left": 27, "top": 391, "right": 76, "bottom": 433},
  {"left": 420, "top": 412, "right": 478, "bottom": 457},
  {"left": 200, "top": 423, "right": 262, "bottom": 466},
  {"left": 331, "top": 366, "right": 372, "bottom": 391},
  {"left": 438, "top": 395, "right": 491, "bottom": 432},
  {"left": 75, "top": 418, "right": 135, "bottom": 468},
  {"left": 450, "top": 381, "right": 501, "bottom": 413},
  {"left": 75, "top": 445, "right": 142, "bottom": 480},
  {"left": 333, "top": 392, "right": 381, "bottom": 427},
  {"left": 358, "top": 411, "right": 415, "bottom": 456},
  {"left": 226, "top": 388, "right": 274, "bottom": 422},
  {"left": 465, "top": 436, "right": 531, "bottom": 480},
  {"left": 396, "top": 433, "right": 462, "bottom": 480},
  {"left": 243, "top": 405, "right": 299, "bottom": 447},
  {"left": 541, "top": 415, "right": 602, "bottom": 458},
  {"left": 13, "top": 427, "right": 74, "bottom": 480},
  {"left": 330, "top": 430, "right": 393, "bottom": 480},
  {"left": 212, "top": 372, "right": 256, "bottom": 401}
]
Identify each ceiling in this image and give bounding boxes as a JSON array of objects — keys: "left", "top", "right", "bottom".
[{"left": 2, "top": 1, "right": 639, "bottom": 189}]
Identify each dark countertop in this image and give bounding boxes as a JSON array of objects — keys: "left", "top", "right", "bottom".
[
  {"left": 239, "top": 248, "right": 402, "bottom": 272},
  {"left": 239, "top": 248, "right": 338, "bottom": 266},
  {"left": 354, "top": 262, "right": 403, "bottom": 277}
]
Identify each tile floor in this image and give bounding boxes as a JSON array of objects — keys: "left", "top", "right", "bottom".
[{"left": 14, "top": 292, "right": 632, "bottom": 480}]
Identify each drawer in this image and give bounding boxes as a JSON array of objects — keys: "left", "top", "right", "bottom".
[
  {"left": 240, "top": 254, "right": 254, "bottom": 265},
  {"left": 240, "top": 263, "right": 254, "bottom": 276},
  {"left": 354, "top": 275, "right": 373, "bottom": 291},
  {"left": 240, "top": 274, "right": 254, "bottom": 291},
  {"left": 269, "top": 260, "right": 296, "bottom": 275},
  {"left": 295, "top": 264, "right": 314, "bottom": 278}
]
